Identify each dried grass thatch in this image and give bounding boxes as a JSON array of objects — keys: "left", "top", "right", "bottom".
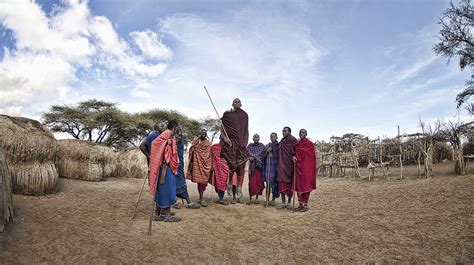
[
  {"left": 0, "top": 115, "right": 58, "bottom": 195},
  {"left": 57, "top": 139, "right": 117, "bottom": 181},
  {"left": 0, "top": 147, "right": 14, "bottom": 232},
  {"left": 114, "top": 148, "right": 147, "bottom": 179}
]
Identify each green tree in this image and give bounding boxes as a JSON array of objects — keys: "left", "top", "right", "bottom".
[
  {"left": 42, "top": 99, "right": 124, "bottom": 144},
  {"left": 434, "top": 0, "right": 474, "bottom": 111}
]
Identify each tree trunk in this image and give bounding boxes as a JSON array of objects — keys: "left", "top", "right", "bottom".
[
  {"left": 424, "top": 144, "right": 433, "bottom": 178},
  {"left": 453, "top": 147, "right": 466, "bottom": 175}
]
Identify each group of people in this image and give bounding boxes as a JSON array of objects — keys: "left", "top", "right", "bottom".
[{"left": 139, "top": 98, "right": 317, "bottom": 222}]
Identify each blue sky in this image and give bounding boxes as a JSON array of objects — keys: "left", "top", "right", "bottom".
[{"left": 0, "top": 0, "right": 471, "bottom": 142}]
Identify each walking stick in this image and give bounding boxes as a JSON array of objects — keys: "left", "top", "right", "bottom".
[
  {"left": 265, "top": 154, "right": 271, "bottom": 207},
  {"left": 131, "top": 174, "right": 148, "bottom": 219},
  {"left": 147, "top": 165, "right": 162, "bottom": 236},
  {"left": 203, "top": 86, "right": 231, "bottom": 143},
  {"left": 292, "top": 161, "right": 297, "bottom": 212}
]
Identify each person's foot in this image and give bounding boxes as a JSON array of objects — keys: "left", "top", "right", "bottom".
[
  {"left": 164, "top": 215, "right": 182, "bottom": 222},
  {"left": 172, "top": 203, "right": 181, "bottom": 209},
  {"left": 276, "top": 203, "right": 288, "bottom": 209},
  {"left": 300, "top": 205, "right": 309, "bottom": 212},
  {"left": 153, "top": 214, "right": 165, "bottom": 221},
  {"left": 269, "top": 201, "right": 276, "bottom": 207},
  {"left": 246, "top": 200, "right": 253, "bottom": 205},
  {"left": 237, "top": 186, "right": 242, "bottom": 196},
  {"left": 200, "top": 200, "right": 208, "bottom": 207},
  {"left": 231, "top": 198, "right": 237, "bottom": 204},
  {"left": 295, "top": 204, "right": 304, "bottom": 212},
  {"left": 286, "top": 204, "right": 293, "bottom": 210},
  {"left": 186, "top": 203, "right": 201, "bottom": 209},
  {"left": 253, "top": 199, "right": 260, "bottom": 205},
  {"left": 217, "top": 199, "right": 228, "bottom": 205}
]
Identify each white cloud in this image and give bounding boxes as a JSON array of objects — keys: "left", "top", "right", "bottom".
[
  {"left": 0, "top": 0, "right": 170, "bottom": 111},
  {"left": 130, "top": 29, "right": 173, "bottom": 60}
]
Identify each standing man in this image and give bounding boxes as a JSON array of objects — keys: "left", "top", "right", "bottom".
[
  {"left": 276, "top": 126, "right": 298, "bottom": 209},
  {"left": 187, "top": 129, "right": 212, "bottom": 207},
  {"left": 220, "top": 98, "right": 250, "bottom": 197},
  {"left": 175, "top": 131, "right": 200, "bottom": 209},
  {"left": 211, "top": 138, "right": 229, "bottom": 205},
  {"left": 262, "top": 132, "right": 280, "bottom": 206},
  {"left": 140, "top": 121, "right": 166, "bottom": 166},
  {"left": 293, "top": 129, "right": 317, "bottom": 212},
  {"left": 149, "top": 120, "right": 181, "bottom": 222},
  {"left": 247, "top": 134, "right": 265, "bottom": 204}
]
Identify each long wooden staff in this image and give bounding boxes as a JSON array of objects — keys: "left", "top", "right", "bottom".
[
  {"left": 203, "top": 86, "right": 230, "bottom": 143},
  {"left": 292, "top": 161, "right": 297, "bottom": 212},
  {"left": 265, "top": 154, "right": 271, "bottom": 207},
  {"left": 131, "top": 174, "right": 148, "bottom": 219}
]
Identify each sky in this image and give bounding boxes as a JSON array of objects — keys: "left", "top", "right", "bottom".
[{"left": 0, "top": 0, "right": 472, "bottom": 142}]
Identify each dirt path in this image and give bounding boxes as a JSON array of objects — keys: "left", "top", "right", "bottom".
[{"left": 1, "top": 163, "right": 473, "bottom": 263}]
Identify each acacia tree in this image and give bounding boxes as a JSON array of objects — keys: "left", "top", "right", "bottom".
[
  {"left": 201, "top": 117, "right": 221, "bottom": 142},
  {"left": 42, "top": 99, "right": 124, "bottom": 143},
  {"left": 434, "top": 0, "right": 474, "bottom": 111}
]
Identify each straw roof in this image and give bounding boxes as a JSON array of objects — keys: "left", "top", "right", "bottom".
[
  {"left": 0, "top": 115, "right": 58, "bottom": 195},
  {"left": 0, "top": 147, "right": 14, "bottom": 232},
  {"left": 57, "top": 139, "right": 117, "bottom": 181},
  {"left": 114, "top": 148, "right": 147, "bottom": 179}
]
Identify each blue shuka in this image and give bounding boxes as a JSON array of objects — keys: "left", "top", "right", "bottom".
[
  {"left": 262, "top": 141, "right": 280, "bottom": 198},
  {"left": 155, "top": 165, "right": 177, "bottom": 208},
  {"left": 146, "top": 131, "right": 160, "bottom": 154},
  {"left": 175, "top": 140, "right": 189, "bottom": 199}
]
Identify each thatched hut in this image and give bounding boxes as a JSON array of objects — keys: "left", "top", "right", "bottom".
[
  {"left": 57, "top": 139, "right": 117, "bottom": 181},
  {"left": 0, "top": 147, "right": 14, "bottom": 232},
  {"left": 114, "top": 148, "right": 147, "bottom": 179},
  {"left": 0, "top": 115, "right": 58, "bottom": 195}
]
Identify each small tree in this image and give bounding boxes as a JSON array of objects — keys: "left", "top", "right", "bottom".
[
  {"left": 434, "top": 0, "right": 474, "bottom": 110},
  {"left": 419, "top": 120, "right": 444, "bottom": 178},
  {"left": 444, "top": 119, "right": 474, "bottom": 174}
]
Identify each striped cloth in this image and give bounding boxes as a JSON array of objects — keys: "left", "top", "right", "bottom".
[
  {"left": 211, "top": 143, "right": 229, "bottom": 192},
  {"left": 187, "top": 138, "right": 212, "bottom": 184}
]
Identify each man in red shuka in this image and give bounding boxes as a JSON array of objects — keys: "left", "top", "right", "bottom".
[{"left": 292, "top": 128, "right": 317, "bottom": 212}]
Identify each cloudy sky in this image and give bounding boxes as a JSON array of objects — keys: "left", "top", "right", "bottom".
[{"left": 0, "top": 0, "right": 471, "bottom": 141}]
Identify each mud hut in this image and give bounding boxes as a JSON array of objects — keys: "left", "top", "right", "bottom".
[
  {"left": 114, "top": 148, "right": 147, "bottom": 179},
  {"left": 0, "top": 115, "right": 59, "bottom": 195},
  {"left": 57, "top": 139, "right": 117, "bottom": 181},
  {"left": 0, "top": 147, "right": 14, "bottom": 232}
]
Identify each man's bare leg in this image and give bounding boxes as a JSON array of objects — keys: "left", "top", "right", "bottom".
[{"left": 277, "top": 194, "right": 287, "bottom": 209}]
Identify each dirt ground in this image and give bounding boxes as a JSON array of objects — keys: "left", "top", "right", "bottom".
[{"left": 1, "top": 162, "right": 473, "bottom": 263}]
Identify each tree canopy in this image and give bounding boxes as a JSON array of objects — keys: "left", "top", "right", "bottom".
[
  {"left": 42, "top": 99, "right": 204, "bottom": 148},
  {"left": 434, "top": 0, "right": 474, "bottom": 111}
]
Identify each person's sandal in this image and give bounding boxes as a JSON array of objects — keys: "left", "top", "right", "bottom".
[
  {"left": 217, "top": 200, "right": 228, "bottom": 205},
  {"left": 164, "top": 216, "right": 181, "bottom": 222},
  {"left": 172, "top": 203, "right": 181, "bottom": 209},
  {"left": 200, "top": 200, "right": 208, "bottom": 207},
  {"left": 186, "top": 203, "right": 201, "bottom": 209},
  {"left": 295, "top": 204, "right": 304, "bottom": 212},
  {"left": 300, "top": 205, "right": 309, "bottom": 212},
  {"left": 276, "top": 204, "right": 287, "bottom": 209},
  {"left": 254, "top": 200, "right": 260, "bottom": 205},
  {"left": 153, "top": 214, "right": 165, "bottom": 221}
]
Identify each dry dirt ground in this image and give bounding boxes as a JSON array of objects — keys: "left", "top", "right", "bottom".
[{"left": 1, "top": 162, "right": 473, "bottom": 263}]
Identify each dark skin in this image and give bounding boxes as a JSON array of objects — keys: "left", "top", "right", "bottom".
[
  {"left": 263, "top": 133, "right": 278, "bottom": 206},
  {"left": 192, "top": 129, "right": 208, "bottom": 204},
  {"left": 225, "top": 98, "right": 246, "bottom": 203},
  {"left": 279, "top": 127, "right": 292, "bottom": 207},
  {"left": 293, "top": 129, "right": 307, "bottom": 162},
  {"left": 247, "top": 134, "right": 261, "bottom": 205}
]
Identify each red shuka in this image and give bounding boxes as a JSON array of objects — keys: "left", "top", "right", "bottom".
[
  {"left": 148, "top": 130, "right": 179, "bottom": 196},
  {"left": 294, "top": 138, "right": 317, "bottom": 192}
]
